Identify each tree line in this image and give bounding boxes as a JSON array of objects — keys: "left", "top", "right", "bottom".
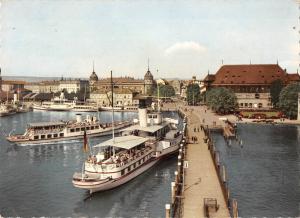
[{"left": 186, "top": 81, "right": 300, "bottom": 119}]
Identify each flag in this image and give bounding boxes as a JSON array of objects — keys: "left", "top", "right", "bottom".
[{"left": 83, "top": 130, "right": 89, "bottom": 153}]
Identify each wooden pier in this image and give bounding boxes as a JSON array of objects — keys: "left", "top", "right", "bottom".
[{"left": 166, "top": 104, "right": 239, "bottom": 218}]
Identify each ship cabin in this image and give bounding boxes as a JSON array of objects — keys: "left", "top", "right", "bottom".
[
  {"left": 27, "top": 121, "right": 66, "bottom": 140},
  {"left": 121, "top": 122, "right": 171, "bottom": 141},
  {"left": 87, "top": 135, "right": 153, "bottom": 178}
]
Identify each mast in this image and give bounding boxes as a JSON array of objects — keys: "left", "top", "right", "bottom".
[
  {"left": 157, "top": 69, "right": 160, "bottom": 112},
  {"left": 111, "top": 70, "right": 115, "bottom": 156}
]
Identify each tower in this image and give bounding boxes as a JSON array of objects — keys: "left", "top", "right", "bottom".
[
  {"left": 89, "top": 61, "right": 98, "bottom": 88},
  {"left": 0, "top": 67, "right": 2, "bottom": 91},
  {"left": 144, "top": 59, "right": 154, "bottom": 95},
  {"left": 298, "top": 93, "right": 300, "bottom": 121}
]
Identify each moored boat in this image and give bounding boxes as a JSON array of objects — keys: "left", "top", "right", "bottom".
[
  {"left": 6, "top": 114, "right": 131, "bottom": 145},
  {"left": 72, "top": 108, "right": 183, "bottom": 193},
  {"left": 0, "top": 104, "right": 16, "bottom": 117}
]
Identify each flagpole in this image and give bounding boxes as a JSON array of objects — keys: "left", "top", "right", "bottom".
[{"left": 111, "top": 70, "right": 115, "bottom": 157}]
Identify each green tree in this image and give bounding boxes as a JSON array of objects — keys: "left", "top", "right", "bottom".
[
  {"left": 270, "top": 79, "right": 284, "bottom": 108},
  {"left": 278, "top": 83, "right": 300, "bottom": 119},
  {"left": 186, "top": 84, "right": 201, "bottom": 105},
  {"left": 153, "top": 85, "right": 175, "bottom": 98},
  {"left": 206, "top": 87, "right": 237, "bottom": 114}
]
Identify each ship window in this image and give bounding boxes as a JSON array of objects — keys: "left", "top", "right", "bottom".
[
  {"left": 121, "top": 169, "right": 125, "bottom": 176},
  {"left": 95, "top": 126, "right": 99, "bottom": 129},
  {"left": 86, "top": 127, "right": 90, "bottom": 130},
  {"left": 76, "top": 128, "right": 80, "bottom": 132},
  {"left": 81, "top": 128, "right": 85, "bottom": 131},
  {"left": 59, "top": 133, "right": 64, "bottom": 137},
  {"left": 91, "top": 126, "right": 94, "bottom": 130},
  {"left": 47, "top": 134, "right": 52, "bottom": 138},
  {"left": 70, "top": 129, "right": 75, "bottom": 133},
  {"left": 53, "top": 134, "right": 58, "bottom": 138},
  {"left": 41, "top": 135, "right": 45, "bottom": 139},
  {"left": 34, "top": 136, "right": 39, "bottom": 140}
]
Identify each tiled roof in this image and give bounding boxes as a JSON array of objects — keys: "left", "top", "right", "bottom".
[
  {"left": 211, "top": 64, "right": 298, "bottom": 85},
  {"left": 96, "top": 77, "right": 144, "bottom": 84}
]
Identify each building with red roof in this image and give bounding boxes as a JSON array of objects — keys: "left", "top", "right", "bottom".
[{"left": 203, "top": 64, "right": 300, "bottom": 109}]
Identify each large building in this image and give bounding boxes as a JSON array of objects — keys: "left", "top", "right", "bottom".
[
  {"left": 203, "top": 64, "right": 300, "bottom": 109},
  {"left": 89, "top": 66, "right": 155, "bottom": 96},
  {"left": 89, "top": 88, "right": 139, "bottom": 107}
]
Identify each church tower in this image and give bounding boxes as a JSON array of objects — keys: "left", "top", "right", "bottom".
[
  {"left": 144, "top": 59, "right": 154, "bottom": 95},
  {"left": 89, "top": 61, "right": 98, "bottom": 90}
]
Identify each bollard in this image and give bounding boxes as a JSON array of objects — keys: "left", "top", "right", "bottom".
[
  {"left": 179, "top": 148, "right": 182, "bottom": 153},
  {"left": 174, "top": 171, "right": 178, "bottom": 184},
  {"left": 171, "top": 182, "right": 176, "bottom": 204},
  {"left": 222, "top": 165, "right": 226, "bottom": 183},
  {"left": 165, "top": 204, "right": 171, "bottom": 218},
  {"left": 232, "top": 199, "right": 239, "bottom": 218},
  {"left": 178, "top": 155, "right": 182, "bottom": 160},
  {"left": 178, "top": 162, "right": 182, "bottom": 175}
]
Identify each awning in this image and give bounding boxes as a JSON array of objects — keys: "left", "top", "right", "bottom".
[{"left": 94, "top": 135, "right": 148, "bottom": 150}]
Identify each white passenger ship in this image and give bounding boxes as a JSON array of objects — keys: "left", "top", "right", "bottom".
[
  {"left": 72, "top": 108, "right": 183, "bottom": 193},
  {"left": 7, "top": 114, "right": 131, "bottom": 145},
  {"left": 33, "top": 96, "right": 98, "bottom": 112}
]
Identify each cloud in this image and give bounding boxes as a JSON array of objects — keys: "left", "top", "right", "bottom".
[{"left": 164, "top": 41, "right": 207, "bottom": 56}]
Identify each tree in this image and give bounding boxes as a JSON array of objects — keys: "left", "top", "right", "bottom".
[
  {"left": 270, "top": 79, "right": 284, "bottom": 108},
  {"left": 186, "top": 84, "right": 201, "bottom": 105},
  {"left": 278, "top": 83, "right": 300, "bottom": 119},
  {"left": 206, "top": 87, "right": 237, "bottom": 114},
  {"left": 153, "top": 85, "right": 175, "bottom": 98}
]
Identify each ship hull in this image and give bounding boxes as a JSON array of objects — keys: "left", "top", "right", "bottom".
[
  {"left": 73, "top": 158, "right": 159, "bottom": 193},
  {"left": 7, "top": 124, "right": 129, "bottom": 145}
]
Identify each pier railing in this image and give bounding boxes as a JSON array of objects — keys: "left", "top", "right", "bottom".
[
  {"left": 204, "top": 127, "right": 239, "bottom": 218},
  {"left": 166, "top": 106, "right": 239, "bottom": 218}
]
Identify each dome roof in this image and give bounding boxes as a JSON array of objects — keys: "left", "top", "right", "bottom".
[
  {"left": 90, "top": 71, "right": 98, "bottom": 81},
  {"left": 144, "top": 69, "right": 153, "bottom": 80}
]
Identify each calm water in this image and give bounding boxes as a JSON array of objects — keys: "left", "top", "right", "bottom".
[
  {"left": 0, "top": 111, "right": 179, "bottom": 217},
  {"left": 212, "top": 124, "right": 300, "bottom": 217}
]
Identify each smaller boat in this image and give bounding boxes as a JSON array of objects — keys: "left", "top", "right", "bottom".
[
  {"left": 0, "top": 104, "right": 16, "bottom": 117},
  {"left": 7, "top": 114, "right": 132, "bottom": 145}
]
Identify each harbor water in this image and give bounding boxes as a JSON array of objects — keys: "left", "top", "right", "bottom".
[
  {"left": 212, "top": 124, "right": 300, "bottom": 217},
  {"left": 0, "top": 111, "right": 180, "bottom": 217}
]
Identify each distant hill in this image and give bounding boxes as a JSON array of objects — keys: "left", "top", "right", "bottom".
[{"left": 2, "top": 76, "right": 88, "bottom": 82}]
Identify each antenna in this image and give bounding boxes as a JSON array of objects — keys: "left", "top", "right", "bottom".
[
  {"left": 93, "top": 61, "right": 95, "bottom": 72},
  {"left": 148, "top": 58, "right": 150, "bottom": 71}
]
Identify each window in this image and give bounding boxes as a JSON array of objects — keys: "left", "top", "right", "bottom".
[
  {"left": 53, "top": 134, "right": 58, "bottom": 138},
  {"left": 249, "top": 103, "right": 253, "bottom": 108},
  {"left": 59, "top": 133, "right": 64, "bottom": 137},
  {"left": 121, "top": 169, "right": 125, "bottom": 176},
  {"left": 34, "top": 136, "right": 39, "bottom": 140},
  {"left": 41, "top": 135, "right": 45, "bottom": 139},
  {"left": 245, "top": 103, "right": 248, "bottom": 107},
  {"left": 240, "top": 103, "right": 244, "bottom": 107},
  {"left": 76, "top": 128, "right": 80, "bottom": 132},
  {"left": 81, "top": 127, "right": 85, "bottom": 131},
  {"left": 91, "top": 126, "right": 94, "bottom": 130},
  {"left": 70, "top": 129, "right": 75, "bottom": 133},
  {"left": 47, "top": 134, "right": 52, "bottom": 138},
  {"left": 255, "top": 93, "right": 260, "bottom": 99}
]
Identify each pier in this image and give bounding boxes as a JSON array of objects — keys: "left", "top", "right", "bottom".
[{"left": 165, "top": 104, "right": 238, "bottom": 218}]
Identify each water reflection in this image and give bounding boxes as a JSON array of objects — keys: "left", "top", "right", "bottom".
[{"left": 212, "top": 124, "right": 300, "bottom": 217}]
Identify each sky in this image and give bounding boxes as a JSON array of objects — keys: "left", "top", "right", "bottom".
[{"left": 0, "top": 0, "right": 299, "bottom": 79}]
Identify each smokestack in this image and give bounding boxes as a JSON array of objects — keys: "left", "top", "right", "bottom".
[{"left": 138, "top": 108, "right": 147, "bottom": 127}]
